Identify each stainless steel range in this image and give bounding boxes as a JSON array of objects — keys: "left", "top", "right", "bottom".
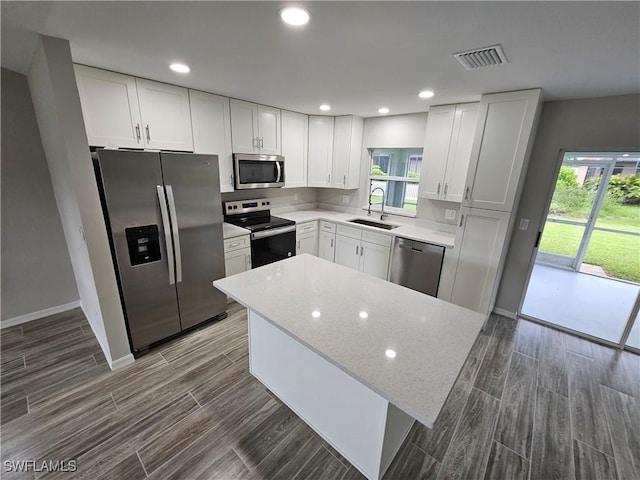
[{"left": 223, "top": 198, "right": 296, "bottom": 268}]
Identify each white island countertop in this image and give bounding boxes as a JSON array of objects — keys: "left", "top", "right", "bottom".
[{"left": 214, "top": 254, "right": 485, "bottom": 428}]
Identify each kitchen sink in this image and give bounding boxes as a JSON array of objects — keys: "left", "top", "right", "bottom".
[{"left": 347, "top": 218, "right": 400, "bottom": 230}]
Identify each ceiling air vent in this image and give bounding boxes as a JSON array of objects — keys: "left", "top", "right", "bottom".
[{"left": 453, "top": 44, "right": 508, "bottom": 70}]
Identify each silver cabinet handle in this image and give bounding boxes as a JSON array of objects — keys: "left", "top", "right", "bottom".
[
  {"left": 361, "top": 245, "right": 364, "bottom": 256},
  {"left": 464, "top": 186, "right": 470, "bottom": 200},
  {"left": 356, "top": 245, "right": 359, "bottom": 255},
  {"left": 343, "top": 175, "right": 346, "bottom": 185},
  {"left": 165, "top": 185, "right": 182, "bottom": 283},
  {"left": 437, "top": 182, "right": 441, "bottom": 195},
  {"left": 229, "top": 242, "right": 240, "bottom": 248},
  {"left": 260, "top": 137, "right": 264, "bottom": 149},
  {"left": 156, "top": 186, "right": 175, "bottom": 285},
  {"left": 330, "top": 238, "right": 333, "bottom": 248},
  {"left": 303, "top": 226, "right": 312, "bottom": 231},
  {"left": 297, "top": 240, "right": 301, "bottom": 251},
  {"left": 145, "top": 125, "right": 151, "bottom": 142},
  {"left": 247, "top": 254, "right": 251, "bottom": 269},
  {"left": 444, "top": 183, "right": 448, "bottom": 196},
  {"left": 252, "top": 137, "right": 258, "bottom": 150},
  {"left": 135, "top": 124, "right": 141, "bottom": 142},
  {"left": 323, "top": 225, "right": 332, "bottom": 230},
  {"left": 459, "top": 213, "right": 465, "bottom": 227},
  {"left": 230, "top": 174, "right": 233, "bottom": 186}
]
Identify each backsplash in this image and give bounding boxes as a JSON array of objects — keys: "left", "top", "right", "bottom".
[{"left": 221, "top": 187, "right": 318, "bottom": 209}]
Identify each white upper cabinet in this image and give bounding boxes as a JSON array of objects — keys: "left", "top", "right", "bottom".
[
  {"left": 135, "top": 78, "right": 193, "bottom": 151},
  {"left": 307, "top": 116, "right": 335, "bottom": 187},
  {"left": 230, "top": 99, "right": 281, "bottom": 154},
  {"left": 189, "top": 90, "right": 234, "bottom": 192},
  {"left": 74, "top": 65, "right": 193, "bottom": 151},
  {"left": 463, "top": 89, "right": 542, "bottom": 212},
  {"left": 419, "top": 103, "right": 478, "bottom": 202},
  {"left": 332, "top": 115, "right": 363, "bottom": 190},
  {"left": 74, "top": 65, "right": 143, "bottom": 149},
  {"left": 281, "top": 110, "right": 308, "bottom": 188}
]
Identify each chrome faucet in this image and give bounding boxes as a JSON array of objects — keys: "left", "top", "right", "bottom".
[{"left": 368, "top": 186, "right": 388, "bottom": 220}]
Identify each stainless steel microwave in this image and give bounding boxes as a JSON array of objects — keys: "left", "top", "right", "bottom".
[{"left": 233, "top": 154, "right": 285, "bottom": 189}]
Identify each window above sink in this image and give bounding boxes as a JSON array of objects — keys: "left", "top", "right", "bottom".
[{"left": 369, "top": 148, "right": 423, "bottom": 217}]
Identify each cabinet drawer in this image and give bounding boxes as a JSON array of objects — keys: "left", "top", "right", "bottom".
[
  {"left": 224, "top": 235, "right": 250, "bottom": 253},
  {"left": 319, "top": 221, "right": 336, "bottom": 234},
  {"left": 362, "top": 230, "right": 392, "bottom": 247},
  {"left": 296, "top": 221, "right": 317, "bottom": 235},
  {"left": 336, "top": 224, "right": 362, "bottom": 240}
]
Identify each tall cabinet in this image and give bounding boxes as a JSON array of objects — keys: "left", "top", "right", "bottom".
[
  {"left": 449, "top": 89, "right": 542, "bottom": 315},
  {"left": 281, "top": 110, "right": 309, "bottom": 188}
]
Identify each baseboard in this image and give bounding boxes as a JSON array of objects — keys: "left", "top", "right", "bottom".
[
  {"left": 109, "top": 353, "right": 135, "bottom": 370},
  {"left": 1, "top": 300, "right": 81, "bottom": 329},
  {"left": 493, "top": 308, "right": 517, "bottom": 320}
]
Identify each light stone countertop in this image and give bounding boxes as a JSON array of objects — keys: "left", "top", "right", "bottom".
[
  {"left": 213, "top": 254, "right": 485, "bottom": 428},
  {"left": 222, "top": 222, "right": 251, "bottom": 239},
  {"left": 276, "top": 209, "right": 456, "bottom": 248}
]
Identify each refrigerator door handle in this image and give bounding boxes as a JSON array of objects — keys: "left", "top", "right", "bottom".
[
  {"left": 165, "top": 185, "right": 183, "bottom": 283},
  {"left": 156, "top": 186, "right": 176, "bottom": 285}
]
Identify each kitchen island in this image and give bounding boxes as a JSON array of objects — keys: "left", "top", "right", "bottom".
[{"left": 213, "top": 254, "right": 484, "bottom": 480}]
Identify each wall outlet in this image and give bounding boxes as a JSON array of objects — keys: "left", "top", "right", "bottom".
[
  {"left": 342, "top": 195, "right": 350, "bottom": 204},
  {"left": 519, "top": 218, "right": 530, "bottom": 230},
  {"left": 444, "top": 209, "right": 456, "bottom": 220},
  {"left": 294, "top": 193, "right": 299, "bottom": 201}
]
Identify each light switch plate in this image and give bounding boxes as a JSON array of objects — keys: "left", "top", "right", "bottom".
[
  {"left": 294, "top": 193, "right": 299, "bottom": 201},
  {"left": 342, "top": 195, "right": 350, "bottom": 204},
  {"left": 519, "top": 218, "right": 530, "bottom": 230},
  {"left": 445, "top": 209, "right": 456, "bottom": 220}
]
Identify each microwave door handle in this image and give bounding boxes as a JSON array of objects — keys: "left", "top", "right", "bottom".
[
  {"left": 275, "top": 161, "right": 282, "bottom": 183},
  {"left": 156, "top": 186, "right": 175, "bottom": 285},
  {"left": 165, "top": 185, "right": 183, "bottom": 283}
]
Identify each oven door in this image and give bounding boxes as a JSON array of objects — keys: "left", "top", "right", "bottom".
[
  {"left": 234, "top": 154, "right": 285, "bottom": 189},
  {"left": 250, "top": 225, "right": 296, "bottom": 267}
]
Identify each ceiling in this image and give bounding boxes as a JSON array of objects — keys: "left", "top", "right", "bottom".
[{"left": 2, "top": 1, "right": 639, "bottom": 117}]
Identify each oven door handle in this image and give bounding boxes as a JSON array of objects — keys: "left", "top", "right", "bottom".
[{"left": 251, "top": 225, "right": 296, "bottom": 240}]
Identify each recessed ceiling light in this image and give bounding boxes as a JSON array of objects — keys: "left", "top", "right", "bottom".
[
  {"left": 319, "top": 104, "right": 331, "bottom": 111},
  {"left": 359, "top": 311, "right": 368, "bottom": 319},
  {"left": 280, "top": 7, "right": 310, "bottom": 26},
  {"left": 169, "top": 63, "right": 190, "bottom": 74},
  {"left": 311, "top": 310, "right": 321, "bottom": 318},
  {"left": 418, "top": 90, "right": 435, "bottom": 99},
  {"left": 385, "top": 349, "right": 397, "bottom": 359},
  {"left": 378, "top": 107, "right": 390, "bottom": 114}
]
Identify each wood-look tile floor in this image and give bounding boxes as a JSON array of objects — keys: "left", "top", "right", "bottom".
[{"left": 1, "top": 305, "right": 638, "bottom": 480}]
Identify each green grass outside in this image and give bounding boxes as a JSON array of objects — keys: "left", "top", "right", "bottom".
[
  {"left": 540, "top": 210, "right": 640, "bottom": 282},
  {"left": 370, "top": 195, "right": 416, "bottom": 211}
]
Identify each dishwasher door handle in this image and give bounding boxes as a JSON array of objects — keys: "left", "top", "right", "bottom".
[{"left": 398, "top": 243, "right": 423, "bottom": 253}]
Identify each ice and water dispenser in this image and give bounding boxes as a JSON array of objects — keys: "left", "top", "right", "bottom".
[{"left": 125, "top": 225, "right": 161, "bottom": 266}]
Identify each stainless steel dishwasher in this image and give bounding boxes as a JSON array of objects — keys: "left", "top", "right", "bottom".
[{"left": 389, "top": 237, "right": 445, "bottom": 297}]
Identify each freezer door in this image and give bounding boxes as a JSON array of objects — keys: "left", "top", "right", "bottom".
[
  {"left": 160, "top": 153, "right": 227, "bottom": 329},
  {"left": 95, "top": 150, "right": 181, "bottom": 351}
]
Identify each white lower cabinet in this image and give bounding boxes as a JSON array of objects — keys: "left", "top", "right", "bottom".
[
  {"left": 334, "top": 225, "right": 391, "bottom": 280},
  {"left": 224, "top": 236, "right": 252, "bottom": 300},
  {"left": 318, "top": 221, "right": 337, "bottom": 262},
  {"left": 450, "top": 208, "right": 511, "bottom": 315},
  {"left": 296, "top": 222, "right": 318, "bottom": 256}
]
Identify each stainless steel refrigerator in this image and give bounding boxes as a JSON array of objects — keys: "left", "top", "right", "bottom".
[{"left": 94, "top": 149, "right": 227, "bottom": 353}]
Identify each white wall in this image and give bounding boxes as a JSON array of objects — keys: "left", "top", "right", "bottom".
[
  {"left": 1, "top": 68, "right": 78, "bottom": 321},
  {"left": 495, "top": 94, "right": 640, "bottom": 315},
  {"left": 27, "top": 35, "right": 132, "bottom": 368}
]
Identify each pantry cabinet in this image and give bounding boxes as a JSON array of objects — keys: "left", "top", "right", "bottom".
[
  {"left": 189, "top": 90, "right": 234, "bottom": 192},
  {"left": 281, "top": 110, "right": 309, "bottom": 188},
  {"left": 463, "top": 89, "right": 542, "bottom": 212},
  {"left": 230, "top": 99, "right": 281, "bottom": 155},
  {"left": 419, "top": 103, "right": 478, "bottom": 202},
  {"left": 307, "top": 116, "right": 335, "bottom": 187},
  {"left": 74, "top": 65, "right": 193, "bottom": 151}
]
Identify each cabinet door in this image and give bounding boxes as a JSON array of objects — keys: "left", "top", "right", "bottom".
[
  {"left": 331, "top": 115, "right": 363, "bottom": 190},
  {"left": 257, "top": 105, "right": 281, "bottom": 155},
  {"left": 297, "top": 232, "right": 318, "bottom": 256},
  {"left": 359, "top": 241, "right": 390, "bottom": 280},
  {"left": 450, "top": 208, "right": 511, "bottom": 315},
  {"left": 225, "top": 248, "right": 252, "bottom": 277},
  {"left": 189, "top": 90, "right": 234, "bottom": 192},
  {"left": 135, "top": 78, "right": 193, "bottom": 151},
  {"left": 307, "top": 116, "right": 334, "bottom": 187},
  {"left": 230, "top": 99, "right": 258, "bottom": 153},
  {"left": 318, "top": 230, "right": 336, "bottom": 262},
  {"left": 442, "top": 103, "right": 478, "bottom": 202},
  {"left": 74, "top": 65, "right": 143, "bottom": 148},
  {"left": 464, "top": 89, "right": 542, "bottom": 212},
  {"left": 334, "top": 235, "right": 360, "bottom": 270},
  {"left": 418, "top": 105, "right": 455, "bottom": 200},
  {"left": 281, "top": 110, "right": 308, "bottom": 187}
]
